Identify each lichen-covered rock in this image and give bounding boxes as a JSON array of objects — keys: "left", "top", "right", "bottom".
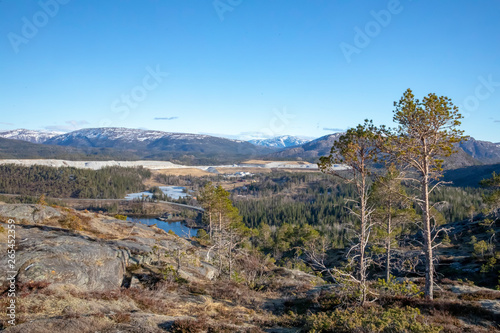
[
  {"left": 1, "top": 226, "right": 125, "bottom": 291},
  {"left": 0, "top": 203, "right": 217, "bottom": 294},
  {"left": 0, "top": 204, "right": 62, "bottom": 224}
]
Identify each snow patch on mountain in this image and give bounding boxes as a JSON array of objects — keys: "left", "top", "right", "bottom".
[
  {"left": 49, "top": 127, "right": 243, "bottom": 143},
  {"left": 0, "top": 129, "right": 62, "bottom": 143},
  {"left": 249, "top": 135, "right": 311, "bottom": 148}
]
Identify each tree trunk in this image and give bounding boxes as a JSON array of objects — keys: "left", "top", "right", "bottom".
[
  {"left": 218, "top": 211, "right": 223, "bottom": 275},
  {"left": 422, "top": 167, "right": 434, "bottom": 300},
  {"left": 208, "top": 208, "right": 213, "bottom": 240},
  {"left": 359, "top": 174, "right": 367, "bottom": 305},
  {"left": 386, "top": 202, "right": 392, "bottom": 283},
  {"left": 229, "top": 231, "right": 233, "bottom": 278}
]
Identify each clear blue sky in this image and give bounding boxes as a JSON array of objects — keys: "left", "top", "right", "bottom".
[{"left": 1, "top": 0, "right": 499, "bottom": 141}]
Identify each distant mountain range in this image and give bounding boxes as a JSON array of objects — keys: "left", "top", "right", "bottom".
[
  {"left": 265, "top": 133, "right": 500, "bottom": 168},
  {"left": 0, "top": 129, "right": 61, "bottom": 143},
  {"left": 0, "top": 137, "right": 137, "bottom": 161},
  {"left": 1, "top": 128, "right": 499, "bottom": 168},
  {"left": 248, "top": 135, "right": 311, "bottom": 148},
  {"left": 1, "top": 128, "right": 273, "bottom": 165},
  {"left": 457, "top": 138, "right": 500, "bottom": 164},
  {"left": 266, "top": 133, "right": 344, "bottom": 160}
]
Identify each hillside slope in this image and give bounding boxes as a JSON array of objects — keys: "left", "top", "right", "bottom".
[
  {"left": 267, "top": 133, "right": 497, "bottom": 169},
  {"left": 43, "top": 128, "right": 273, "bottom": 164},
  {"left": 0, "top": 129, "right": 61, "bottom": 143},
  {"left": 0, "top": 137, "right": 138, "bottom": 160}
]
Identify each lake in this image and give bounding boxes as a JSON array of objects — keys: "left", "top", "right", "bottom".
[
  {"left": 125, "top": 186, "right": 190, "bottom": 200},
  {"left": 127, "top": 216, "right": 198, "bottom": 238}
]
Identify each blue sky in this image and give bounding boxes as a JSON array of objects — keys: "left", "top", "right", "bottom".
[{"left": 1, "top": 0, "right": 499, "bottom": 141}]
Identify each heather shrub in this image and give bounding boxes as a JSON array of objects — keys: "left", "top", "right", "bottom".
[
  {"left": 305, "top": 306, "right": 442, "bottom": 333},
  {"left": 374, "top": 276, "right": 422, "bottom": 297}
]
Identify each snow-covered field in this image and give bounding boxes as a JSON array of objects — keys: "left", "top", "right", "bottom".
[
  {"left": 0, "top": 159, "right": 183, "bottom": 170},
  {"left": 125, "top": 186, "right": 189, "bottom": 200},
  {"left": 0, "top": 159, "right": 327, "bottom": 170}
]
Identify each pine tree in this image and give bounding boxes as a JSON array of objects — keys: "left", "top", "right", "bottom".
[
  {"left": 370, "top": 165, "right": 415, "bottom": 282},
  {"left": 384, "top": 88, "right": 465, "bottom": 300},
  {"left": 318, "top": 119, "right": 381, "bottom": 305},
  {"left": 198, "top": 182, "right": 217, "bottom": 239}
]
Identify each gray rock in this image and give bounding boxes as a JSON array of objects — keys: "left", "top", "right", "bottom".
[
  {"left": 449, "top": 284, "right": 499, "bottom": 295},
  {"left": 130, "top": 276, "right": 142, "bottom": 289},
  {"left": 0, "top": 204, "right": 62, "bottom": 224},
  {"left": 0, "top": 226, "right": 125, "bottom": 291},
  {"left": 0, "top": 203, "right": 218, "bottom": 293},
  {"left": 199, "top": 261, "right": 217, "bottom": 280}
]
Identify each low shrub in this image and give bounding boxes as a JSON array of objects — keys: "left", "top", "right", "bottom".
[
  {"left": 17, "top": 280, "right": 51, "bottom": 293},
  {"left": 305, "top": 306, "right": 442, "bottom": 333},
  {"left": 110, "top": 312, "right": 131, "bottom": 323},
  {"left": 126, "top": 263, "right": 141, "bottom": 273},
  {"left": 171, "top": 317, "right": 209, "bottom": 333},
  {"left": 374, "top": 276, "right": 422, "bottom": 297},
  {"left": 171, "top": 316, "right": 264, "bottom": 333}
]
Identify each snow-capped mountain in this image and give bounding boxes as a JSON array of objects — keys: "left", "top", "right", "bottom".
[
  {"left": 43, "top": 127, "right": 272, "bottom": 161},
  {"left": 267, "top": 133, "right": 344, "bottom": 159},
  {"left": 0, "top": 129, "right": 62, "bottom": 144},
  {"left": 248, "top": 135, "right": 311, "bottom": 148},
  {"left": 267, "top": 132, "right": 500, "bottom": 167},
  {"left": 46, "top": 127, "right": 220, "bottom": 144}
]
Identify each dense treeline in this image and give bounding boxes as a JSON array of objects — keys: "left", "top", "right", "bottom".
[
  {"left": 233, "top": 176, "right": 358, "bottom": 250},
  {"left": 222, "top": 171, "right": 490, "bottom": 266},
  {"left": 0, "top": 164, "right": 151, "bottom": 199},
  {"left": 429, "top": 186, "right": 485, "bottom": 222},
  {"left": 231, "top": 172, "right": 487, "bottom": 229},
  {"left": 151, "top": 171, "right": 488, "bottom": 251}
]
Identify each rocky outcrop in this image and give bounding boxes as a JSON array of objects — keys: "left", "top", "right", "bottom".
[
  {"left": 12, "top": 227, "right": 125, "bottom": 291},
  {"left": 0, "top": 203, "right": 217, "bottom": 293},
  {"left": 0, "top": 204, "right": 62, "bottom": 224}
]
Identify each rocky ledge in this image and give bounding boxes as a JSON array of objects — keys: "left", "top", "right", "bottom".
[{"left": 0, "top": 204, "right": 217, "bottom": 293}]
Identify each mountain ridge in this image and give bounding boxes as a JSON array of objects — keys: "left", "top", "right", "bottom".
[
  {"left": 266, "top": 133, "right": 500, "bottom": 168},
  {"left": 42, "top": 127, "right": 272, "bottom": 164},
  {"left": 0, "top": 129, "right": 62, "bottom": 143},
  {"left": 1, "top": 128, "right": 499, "bottom": 168},
  {"left": 248, "top": 135, "right": 311, "bottom": 148}
]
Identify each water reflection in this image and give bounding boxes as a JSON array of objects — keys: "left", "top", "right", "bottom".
[{"left": 127, "top": 216, "right": 197, "bottom": 238}]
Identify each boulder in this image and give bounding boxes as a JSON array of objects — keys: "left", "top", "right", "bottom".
[
  {"left": 1, "top": 226, "right": 125, "bottom": 291},
  {"left": 0, "top": 203, "right": 219, "bottom": 293},
  {"left": 0, "top": 204, "right": 62, "bottom": 224}
]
